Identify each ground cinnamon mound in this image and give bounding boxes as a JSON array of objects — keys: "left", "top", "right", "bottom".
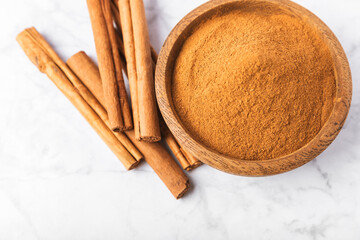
[{"left": 172, "top": 5, "right": 336, "bottom": 160}]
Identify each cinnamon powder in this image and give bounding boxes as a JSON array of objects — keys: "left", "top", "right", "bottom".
[{"left": 172, "top": 4, "right": 336, "bottom": 160}]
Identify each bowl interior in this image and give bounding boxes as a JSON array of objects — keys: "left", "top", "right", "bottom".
[{"left": 155, "top": 0, "right": 352, "bottom": 176}]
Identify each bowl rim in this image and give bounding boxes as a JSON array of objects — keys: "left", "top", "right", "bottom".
[{"left": 155, "top": 0, "right": 352, "bottom": 176}]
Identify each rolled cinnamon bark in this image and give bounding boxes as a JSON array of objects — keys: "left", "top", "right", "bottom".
[
  {"left": 130, "top": 0, "right": 161, "bottom": 142},
  {"left": 87, "top": 0, "right": 124, "bottom": 131},
  {"left": 125, "top": 131, "right": 189, "bottom": 199},
  {"left": 67, "top": 52, "right": 104, "bottom": 104},
  {"left": 110, "top": 0, "right": 127, "bottom": 71},
  {"left": 115, "top": 34, "right": 128, "bottom": 73},
  {"left": 69, "top": 51, "right": 189, "bottom": 199},
  {"left": 180, "top": 148, "right": 203, "bottom": 170},
  {"left": 118, "top": 0, "right": 161, "bottom": 142},
  {"left": 16, "top": 28, "right": 139, "bottom": 170},
  {"left": 118, "top": 0, "right": 140, "bottom": 140},
  {"left": 162, "top": 125, "right": 191, "bottom": 170},
  {"left": 67, "top": 51, "right": 143, "bottom": 162},
  {"left": 111, "top": 23, "right": 200, "bottom": 171},
  {"left": 102, "top": 0, "right": 133, "bottom": 130},
  {"left": 161, "top": 122, "right": 202, "bottom": 171},
  {"left": 113, "top": 0, "right": 199, "bottom": 171},
  {"left": 112, "top": 0, "right": 157, "bottom": 65}
]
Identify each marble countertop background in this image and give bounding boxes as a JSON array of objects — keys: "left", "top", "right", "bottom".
[{"left": 0, "top": 0, "right": 359, "bottom": 239}]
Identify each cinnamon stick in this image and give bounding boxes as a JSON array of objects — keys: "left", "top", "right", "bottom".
[
  {"left": 119, "top": 0, "right": 161, "bottom": 142},
  {"left": 111, "top": 0, "right": 156, "bottom": 91},
  {"left": 113, "top": 0, "right": 199, "bottom": 170},
  {"left": 101, "top": 0, "right": 132, "bottom": 130},
  {"left": 180, "top": 148, "right": 202, "bottom": 170},
  {"left": 87, "top": 0, "right": 124, "bottom": 131},
  {"left": 110, "top": 0, "right": 127, "bottom": 68},
  {"left": 132, "top": 39, "right": 200, "bottom": 170},
  {"left": 115, "top": 36, "right": 128, "bottom": 76},
  {"left": 67, "top": 51, "right": 143, "bottom": 162},
  {"left": 126, "top": 131, "right": 189, "bottom": 199},
  {"left": 115, "top": 31, "right": 126, "bottom": 58},
  {"left": 112, "top": 22, "right": 200, "bottom": 171},
  {"left": 16, "top": 28, "right": 140, "bottom": 170},
  {"left": 161, "top": 122, "right": 202, "bottom": 171},
  {"left": 111, "top": 1, "right": 157, "bottom": 64},
  {"left": 69, "top": 51, "right": 189, "bottom": 199},
  {"left": 118, "top": 0, "right": 140, "bottom": 140}
]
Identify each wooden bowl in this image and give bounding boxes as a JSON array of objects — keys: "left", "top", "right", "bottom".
[{"left": 155, "top": 0, "right": 352, "bottom": 176}]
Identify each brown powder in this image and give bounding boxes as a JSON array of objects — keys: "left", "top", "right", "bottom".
[{"left": 171, "top": 4, "right": 336, "bottom": 160}]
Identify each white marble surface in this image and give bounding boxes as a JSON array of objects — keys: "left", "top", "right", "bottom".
[{"left": 0, "top": 0, "right": 359, "bottom": 239}]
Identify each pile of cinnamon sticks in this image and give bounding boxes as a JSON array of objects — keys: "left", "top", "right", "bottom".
[{"left": 16, "top": 0, "right": 201, "bottom": 199}]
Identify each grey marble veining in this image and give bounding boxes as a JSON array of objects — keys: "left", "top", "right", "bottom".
[{"left": 0, "top": 0, "right": 359, "bottom": 239}]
